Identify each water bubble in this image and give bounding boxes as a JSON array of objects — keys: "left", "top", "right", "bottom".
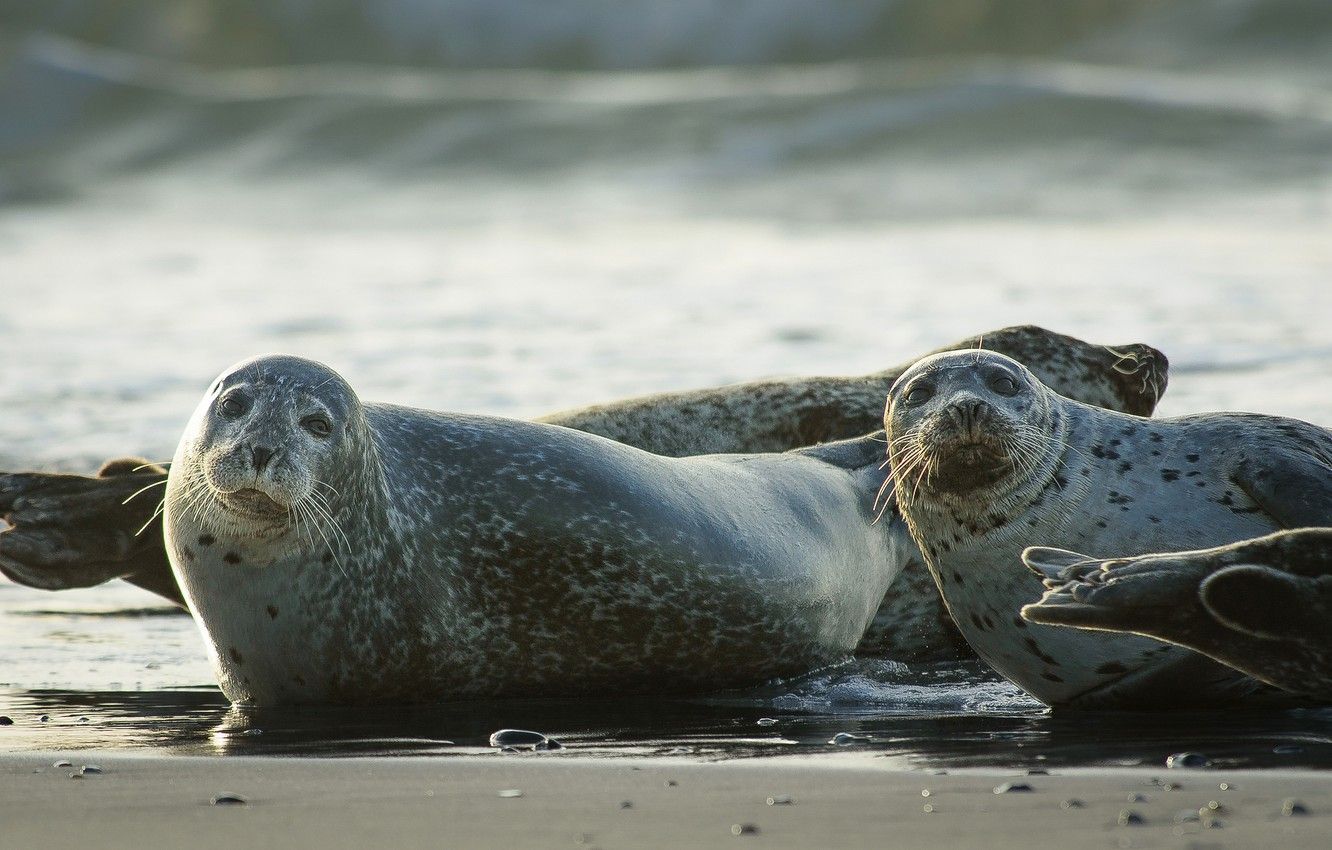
[
  {"left": 489, "top": 729, "right": 548, "bottom": 748},
  {"left": 756, "top": 718, "right": 779, "bottom": 726},
  {"left": 829, "top": 732, "right": 870, "bottom": 745}
]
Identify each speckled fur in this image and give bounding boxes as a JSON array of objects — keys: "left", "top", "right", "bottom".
[
  {"left": 544, "top": 325, "right": 1166, "bottom": 662},
  {"left": 1023, "top": 529, "right": 1332, "bottom": 701},
  {"left": 165, "top": 355, "right": 912, "bottom": 705},
  {"left": 885, "top": 350, "right": 1332, "bottom": 708}
]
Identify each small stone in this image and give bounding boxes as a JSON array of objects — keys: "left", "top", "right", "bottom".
[
  {"left": 534, "top": 739, "right": 564, "bottom": 751},
  {"left": 211, "top": 794, "right": 247, "bottom": 806},
  {"left": 68, "top": 772, "right": 84, "bottom": 780},
  {"left": 53, "top": 760, "right": 72, "bottom": 768},
  {"left": 1282, "top": 798, "right": 1309, "bottom": 817},
  {"left": 1218, "top": 782, "right": 1231, "bottom": 791},
  {"left": 1061, "top": 799, "right": 1086, "bottom": 810},
  {"left": 79, "top": 765, "right": 103, "bottom": 775},
  {"left": 498, "top": 789, "right": 523, "bottom": 798},
  {"left": 1027, "top": 768, "right": 1050, "bottom": 775},
  {"left": 489, "top": 729, "right": 549, "bottom": 749},
  {"left": 766, "top": 796, "right": 793, "bottom": 806},
  {"left": 1166, "top": 752, "right": 1211, "bottom": 769},
  {"left": 664, "top": 780, "right": 678, "bottom": 787},
  {"left": 77, "top": 717, "right": 89, "bottom": 724},
  {"left": 1272, "top": 744, "right": 1303, "bottom": 754},
  {"left": 500, "top": 746, "right": 519, "bottom": 754},
  {"left": 241, "top": 729, "right": 263, "bottom": 737},
  {"left": 922, "top": 803, "right": 935, "bottom": 813},
  {"left": 0, "top": 716, "right": 12, "bottom": 725},
  {"left": 1118, "top": 810, "right": 1145, "bottom": 826},
  {"left": 756, "top": 718, "right": 778, "bottom": 726},
  {"left": 993, "top": 782, "right": 1034, "bottom": 794},
  {"left": 1126, "top": 793, "right": 1148, "bottom": 803},
  {"left": 1202, "top": 800, "right": 1225, "bottom": 812},
  {"left": 620, "top": 801, "right": 633, "bottom": 809},
  {"left": 730, "top": 823, "right": 759, "bottom": 836},
  {"left": 829, "top": 732, "right": 870, "bottom": 745},
  {"left": 1173, "top": 809, "right": 1200, "bottom": 824},
  {"left": 38, "top": 715, "right": 49, "bottom": 723},
  {"left": 1162, "top": 782, "right": 1182, "bottom": 791},
  {"left": 920, "top": 789, "right": 931, "bottom": 797}
]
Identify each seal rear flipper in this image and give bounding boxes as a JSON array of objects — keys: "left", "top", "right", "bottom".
[
  {"left": 0, "top": 461, "right": 184, "bottom": 607},
  {"left": 1233, "top": 453, "right": 1332, "bottom": 528},
  {"left": 1200, "top": 565, "right": 1332, "bottom": 640}
]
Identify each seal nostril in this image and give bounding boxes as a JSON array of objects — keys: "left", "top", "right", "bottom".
[{"left": 251, "top": 446, "right": 275, "bottom": 472}]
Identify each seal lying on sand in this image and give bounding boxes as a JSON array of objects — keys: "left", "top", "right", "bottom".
[
  {"left": 160, "top": 354, "right": 916, "bottom": 704},
  {"left": 884, "top": 349, "right": 1332, "bottom": 708},
  {"left": 0, "top": 326, "right": 1165, "bottom": 663},
  {"left": 1022, "top": 529, "right": 1332, "bottom": 701}
]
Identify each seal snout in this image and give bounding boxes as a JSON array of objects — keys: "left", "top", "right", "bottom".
[{"left": 250, "top": 445, "right": 277, "bottom": 473}]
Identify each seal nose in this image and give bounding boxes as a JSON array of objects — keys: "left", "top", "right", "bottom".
[
  {"left": 251, "top": 446, "right": 276, "bottom": 472},
  {"left": 949, "top": 399, "right": 991, "bottom": 432}
]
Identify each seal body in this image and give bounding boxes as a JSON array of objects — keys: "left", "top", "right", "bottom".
[
  {"left": 164, "top": 355, "right": 911, "bottom": 704},
  {"left": 1023, "top": 529, "right": 1332, "bottom": 701},
  {"left": 885, "top": 350, "right": 1332, "bottom": 708}
]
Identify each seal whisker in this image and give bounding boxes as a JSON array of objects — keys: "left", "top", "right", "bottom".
[{"left": 122, "top": 478, "right": 169, "bottom": 506}]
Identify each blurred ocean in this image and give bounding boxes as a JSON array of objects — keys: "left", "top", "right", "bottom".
[{"left": 0, "top": 1, "right": 1331, "bottom": 749}]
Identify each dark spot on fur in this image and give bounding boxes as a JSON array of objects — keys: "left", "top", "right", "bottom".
[
  {"left": 1012, "top": 616, "right": 1028, "bottom": 630},
  {"left": 293, "top": 675, "right": 307, "bottom": 686},
  {"left": 181, "top": 547, "right": 196, "bottom": 562},
  {"left": 1196, "top": 481, "right": 1206, "bottom": 488},
  {"left": 224, "top": 552, "right": 242, "bottom": 565},
  {"left": 1095, "top": 520, "right": 1108, "bottom": 528},
  {"left": 989, "top": 514, "right": 1007, "bottom": 530},
  {"left": 198, "top": 534, "right": 216, "bottom": 546},
  {"left": 1080, "top": 467, "right": 1091, "bottom": 476},
  {"left": 1148, "top": 515, "right": 1161, "bottom": 524},
  {"left": 970, "top": 613, "right": 989, "bottom": 631},
  {"left": 322, "top": 551, "right": 334, "bottom": 564},
  {"left": 982, "top": 613, "right": 995, "bottom": 630},
  {"left": 1185, "top": 454, "right": 1200, "bottom": 463},
  {"left": 1107, "top": 491, "right": 1132, "bottom": 505},
  {"left": 951, "top": 571, "right": 964, "bottom": 585},
  {"left": 1096, "top": 662, "right": 1128, "bottom": 675},
  {"left": 1186, "top": 470, "right": 1201, "bottom": 477},
  {"left": 1161, "top": 469, "right": 1180, "bottom": 482},
  {"left": 229, "top": 647, "right": 244, "bottom": 665},
  {"left": 1117, "top": 461, "right": 1132, "bottom": 474},
  {"left": 266, "top": 605, "right": 279, "bottom": 619},
  {"left": 1110, "top": 439, "right": 1122, "bottom": 447},
  {"left": 1149, "top": 433, "right": 1163, "bottom": 443},
  {"left": 1041, "top": 671, "right": 1065, "bottom": 683}
]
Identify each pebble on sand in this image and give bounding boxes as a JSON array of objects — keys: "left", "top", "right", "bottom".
[
  {"left": 211, "top": 794, "right": 248, "bottom": 806},
  {"left": 730, "top": 823, "right": 759, "bottom": 835}
]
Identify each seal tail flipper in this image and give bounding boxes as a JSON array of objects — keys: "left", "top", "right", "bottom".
[{"left": 1200, "top": 565, "right": 1325, "bottom": 640}]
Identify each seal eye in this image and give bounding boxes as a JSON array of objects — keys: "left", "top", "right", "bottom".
[
  {"left": 302, "top": 415, "right": 332, "bottom": 438},
  {"left": 990, "top": 375, "right": 1020, "bottom": 396},
  {"left": 218, "top": 395, "right": 249, "bottom": 419},
  {"left": 904, "top": 385, "right": 934, "bottom": 406}
]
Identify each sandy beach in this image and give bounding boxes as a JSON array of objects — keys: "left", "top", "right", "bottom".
[{"left": 2, "top": 752, "right": 1328, "bottom": 849}]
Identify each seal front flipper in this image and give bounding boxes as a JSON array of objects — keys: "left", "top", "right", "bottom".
[
  {"left": 1232, "top": 451, "right": 1332, "bottom": 528},
  {"left": 0, "top": 459, "right": 184, "bottom": 607}
]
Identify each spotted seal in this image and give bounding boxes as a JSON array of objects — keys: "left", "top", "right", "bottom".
[
  {"left": 884, "top": 349, "right": 1332, "bottom": 708},
  {"left": 0, "top": 327, "right": 1165, "bottom": 664},
  {"left": 159, "top": 354, "right": 920, "bottom": 704},
  {"left": 1021, "top": 529, "right": 1332, "bottom": 701}
]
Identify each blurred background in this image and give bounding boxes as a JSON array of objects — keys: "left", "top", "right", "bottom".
[{"left": 0, "top": 0, "right": 1330, "bottom": 471}]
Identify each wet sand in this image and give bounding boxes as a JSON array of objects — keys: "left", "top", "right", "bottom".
[{"left": 1, "top": 752, "right": 1327, "bottom": 849}]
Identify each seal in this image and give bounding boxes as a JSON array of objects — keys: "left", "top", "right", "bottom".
[
  {"left": 161, "top": 354, "right": 915, "bottom": 704},
  {"left": 1021, "top": 529, "right": 1332, "bottom": 701},
  {"left": 0, "top": 326, "right": 1166, "bottom": 665},
  {"left": 884, "top": 349, "right": 1332, "bottom": 708}
]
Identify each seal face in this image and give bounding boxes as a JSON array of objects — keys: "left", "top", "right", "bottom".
[
  {"left": 884, "top": 349, "right": 1332, "bottom": 708},
  {"left": 1022, "top": 529, "right": 1332, "bottom": 701},
  {"left": 165, "top": 355, "right": 911, "bottom": 705}
]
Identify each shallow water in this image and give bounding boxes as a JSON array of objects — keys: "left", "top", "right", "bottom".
[{"left": 2, "top": 0, "right": 1331, "bottom": 766}]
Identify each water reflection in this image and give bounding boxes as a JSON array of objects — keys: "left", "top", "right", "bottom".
[{"left": 4, "top": 661, "right": 1331, "bottom": 771}]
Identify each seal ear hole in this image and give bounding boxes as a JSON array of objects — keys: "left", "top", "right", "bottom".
[
  {"left": 217, "top": 393, "right": 250, "bottom": 419},
  {"left": 302, "top": 414, "right": 333, "bottom": 438}
]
